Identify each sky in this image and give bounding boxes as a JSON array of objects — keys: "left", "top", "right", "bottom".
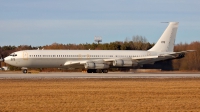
[{"left": 0, "top": 0, "right": 200, "bottom": 46}]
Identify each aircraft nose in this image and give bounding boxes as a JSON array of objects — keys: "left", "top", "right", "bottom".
[{"left": 4, "top": 57, "right": 11, "bottom": 64}]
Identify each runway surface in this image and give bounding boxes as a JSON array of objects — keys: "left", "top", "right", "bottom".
[{"left": 0, "top": 72, "right": 200, "bottom": 79}]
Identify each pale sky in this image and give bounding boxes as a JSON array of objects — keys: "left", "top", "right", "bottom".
[{"left": 0, "top": 0, "right": 199, "bottom": 46}]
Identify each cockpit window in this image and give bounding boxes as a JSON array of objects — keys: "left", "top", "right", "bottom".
[
  {"left": 9, "top": 54, "right": 13, "bottom": 56},
  {"left": 9, "top": 53, "right": 17, "bottom": 57}
]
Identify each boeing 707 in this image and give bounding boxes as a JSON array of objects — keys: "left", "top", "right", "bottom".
[{"left": 0, "top": 22, "right": 194, "bottom": 73}]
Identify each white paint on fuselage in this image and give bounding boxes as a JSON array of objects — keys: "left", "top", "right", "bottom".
[{"left": 4, "top": 50, "right": 159, "bottom": 68}]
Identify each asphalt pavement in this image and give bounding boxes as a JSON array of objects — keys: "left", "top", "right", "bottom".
[{"left": 0, "top": 72, "right": 199, "bottom": 79}]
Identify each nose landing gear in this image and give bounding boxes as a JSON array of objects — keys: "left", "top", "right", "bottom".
[
  {"left": 23, "top": 69, "right": 28, "bottom": 74},
  {"left": 21, "top": 67, "right": 28, "bottom": 74}
]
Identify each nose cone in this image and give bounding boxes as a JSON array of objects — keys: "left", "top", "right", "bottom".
[{"left": 4, "top": 57, "right": 11, "bottom": 65}]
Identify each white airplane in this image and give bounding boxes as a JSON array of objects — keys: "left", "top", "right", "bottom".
[{"left": 1, "top": 22, "right": 194, "bottom": 73}]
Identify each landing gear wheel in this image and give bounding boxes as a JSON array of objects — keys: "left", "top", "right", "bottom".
[
  {"left": 96, "top": 69, "right": 102, "bottom": 73},
  {"left": 23, "top": 69, "right": 27, "bottom": 74},
  {"left": 87, "top": 69, "right": 92, "bottom": 73}
]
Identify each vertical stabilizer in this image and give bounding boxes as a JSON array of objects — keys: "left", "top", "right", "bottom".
[{"left": 148, "top": 22, "right": 179, "bottom": 52}]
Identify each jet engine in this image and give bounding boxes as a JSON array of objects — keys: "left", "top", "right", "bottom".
[
  {"left": 84, "top": 62, "right": 109, "bottom": 69},
  {"left": 113, "top": 59, "right": 136, "bottom": 67}
]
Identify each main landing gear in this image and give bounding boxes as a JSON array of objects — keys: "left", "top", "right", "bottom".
[{"left": 87, "top": 69, "right": 108, "bottom": 73}]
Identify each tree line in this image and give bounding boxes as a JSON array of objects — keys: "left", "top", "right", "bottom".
[{"left": 0, "top": 36, "right": 199, "bottom": 71}]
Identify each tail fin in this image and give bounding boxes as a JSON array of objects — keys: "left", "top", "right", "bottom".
[{"left": 148, "top": 22, "right": 179, "bottom": 52}]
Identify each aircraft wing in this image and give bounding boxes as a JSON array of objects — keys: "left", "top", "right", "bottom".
[
  {"left": 63, "top": 60, "right": 89, "bottom": 69},
  {"left": 64, "top": 59, "right": 107, "bottom": 68},
  {"left": 104, "top": 56, "right": 160, "bottom": 66},
  {"left": 103, "top": 56, "right": 159, "bottom": 62},
  {"left": 63, "top": 56, "right": 159, "bottom": 67},
  {"left": 64, "top": 60, "right": 88, "bottom": 66}
]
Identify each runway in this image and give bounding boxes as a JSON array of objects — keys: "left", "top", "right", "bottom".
[{"left": 0, "top": 72, "right": 200, "bottom": 79}]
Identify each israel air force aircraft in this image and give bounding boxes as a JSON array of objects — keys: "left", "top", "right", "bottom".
[{"left": 1, "top": 22, "right": 194, "bottom": 73}]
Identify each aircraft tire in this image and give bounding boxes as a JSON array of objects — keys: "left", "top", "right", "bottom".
[
  {"left": 23, "top": 69, "right": 27, "bottom": 74},
  {"left": 96, "top": 69, "right": 102, "bottom": 73},
  {"left": 91, "top": 69, "right": 96, "bottom": 73},
  {"left": 87, "top": 69, "right": 92, "bottom": 73}
]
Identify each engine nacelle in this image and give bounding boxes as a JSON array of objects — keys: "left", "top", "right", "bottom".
[
  {"left": 85, "top": 63, "right": 109, "bottom": 69},
  {"left": 113, "top": 59, "right": 134, "bottom": 67},
  {"left": 84, "top": 63, "right": 95, "bottom": 69}
]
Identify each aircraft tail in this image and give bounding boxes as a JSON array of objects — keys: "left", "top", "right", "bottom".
[{"left": 148, "top": 22, "right": 179, "bottom": 52}]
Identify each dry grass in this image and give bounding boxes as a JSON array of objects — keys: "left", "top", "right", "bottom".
[{"left": 0, "top": 78, "right": 200, "bottom": 112}]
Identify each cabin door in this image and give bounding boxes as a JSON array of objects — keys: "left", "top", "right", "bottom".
[{"left": 23, "top": 51, "right": 28, "bottom": 60}]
